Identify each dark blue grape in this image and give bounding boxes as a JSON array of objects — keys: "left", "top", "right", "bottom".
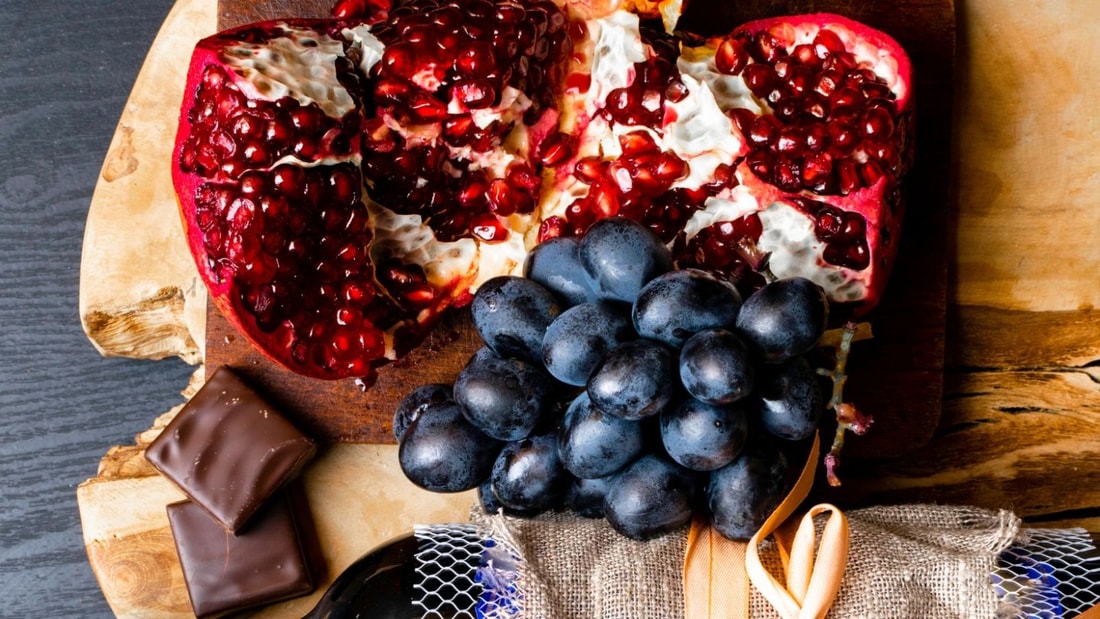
[
  {"left": 392, "top": 383, "right": 453, "bottom": 442},
  {"left": 587, "top": 339, "right": 677, "bottom": 420},
  {"left": 679, "top": 328, "right": 755, "bottom": 405},
  {"left": 478, "top": 478, "right": 502, "bottom": 514},
  {"left": 471, "top": 276, "right": 562, "bottom": 364},
  {"left": 523, "top": 236, "right": 598, "bottom": 308},
  {"left": 756, "top": 356, "right": 824, "bottom": 441},
  {"left": 632, "top": 269, "right": 742, "bottom": 349},
  {"left": 491, "top": 433, "right": 568, "bottom": 514},
  {"left": 735, "top": 277, "right": 828, "bottom": 363},
  {"left": 579, "top": 217, "right": 673, "bottom": 303},
  {"left": 454, "top": 347, "right": 557, "bottom": 441},
  {"left": 707, "top": 439, "right": 791, "bottom": 541},
  {"left": 557, "top": 392, "right": 645, "bottom": 479},
  {"left": 604, "top": 454, "right": 697, "bottom": 540},
  {"left": 541, "top": 301, "right": 634, "bottom": 386},
  {"left": 660, "top": 398, "right": 749, "bottom": 471},
  {"left": 398, "top": 398, "right": 502, "bottom": 493},
  {"left": 478, "top": 478, "right": 541, "bottom": 518},
  {"left": 565, "top": 475, "right": 614, "bottom": 519}
]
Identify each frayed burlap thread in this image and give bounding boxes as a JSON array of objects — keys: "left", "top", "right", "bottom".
[{"left": 472, "top": 504, "right": 1020, "bottom": 618}]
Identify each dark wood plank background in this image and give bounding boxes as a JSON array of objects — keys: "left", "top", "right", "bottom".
[{"left": 0, "top": 2, "right": 192, "bottom": 617}]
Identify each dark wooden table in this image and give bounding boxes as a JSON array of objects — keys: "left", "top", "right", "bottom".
[{"left": 0, "top": 2, "right": 194, "bottom": 616}]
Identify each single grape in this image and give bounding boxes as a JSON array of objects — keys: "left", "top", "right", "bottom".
[
  {"left": 398, "top": 398, "right": 502, "bottom": 493},
  {"left": 755, "top": 356, "right": 824, "bottom": 441},
  {"left": 392, "top": 383, "right": 453, "bottom": 442},
  {"left": 604, "top": 454, "right": 697, "bottom": 540},
  {"left": 471, "top": 276, "right": 562, "bottom": 364},
  {"left": 454, "top": 347, "right": 557, "bottom": 441},
  {"left": 735, "top": 277, "right": 828, "bottom": 363},
  {"left": 541, "top": 301, "right": 634, "bottom": 386},
  {"left": 632, "top": 269, "right": 742, "bottom": 349},
  {"left": 707, "top": 439, "right": 791, "bottom": 541},
  {"left": 491, "top": 433, "right": 568, "bottom": 514},
  {"left": 579, "top": 217, "right": 673, "bottom": 303},
  {"left": 587, "top": 339, "right": 677, "bottom": 420},
  {"left": 660, "top": 398, "right": 749, "bottom": 471},
  {"left": 679, "top": 328, "right": 755, "bottom": 405},
  {"left": 523, "top": 235, "right": 598, "bottom": 308},
  {"left": 565, "top": 475, "right": 614, "bottom": 519},
  {"left": 557, "top": 391, "right": 645, "bottom": 479}
]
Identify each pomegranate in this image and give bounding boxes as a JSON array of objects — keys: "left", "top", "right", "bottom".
[{"left": 173, "top": 4, "right": 912, "bottom": 380}]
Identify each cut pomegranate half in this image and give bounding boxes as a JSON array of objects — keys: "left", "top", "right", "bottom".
[{"left": 174, "top": 5, "right": 913, "bottom": 380}]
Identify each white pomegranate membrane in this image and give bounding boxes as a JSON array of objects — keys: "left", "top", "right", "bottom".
[{"left": 173, "top": 5, "right": 912, "bottom": 379}]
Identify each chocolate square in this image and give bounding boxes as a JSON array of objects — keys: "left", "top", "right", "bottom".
[
  {"left": 167, "top": 490, "right": 319, "bottom": 618},
  {"left": 145, "top": 366, "right": 316, "bottom": 532}
]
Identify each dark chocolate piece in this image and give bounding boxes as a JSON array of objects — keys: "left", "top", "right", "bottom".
[
  {"left": 145, "top": 366, "right": 316, "bottom": 532},
  {"left": 167, "top": 490, "right": 319, "bottom": 618}
]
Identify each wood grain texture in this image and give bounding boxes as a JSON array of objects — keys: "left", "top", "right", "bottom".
[{"left": 207, "top": 0, "right": 955, "bottom": 450}]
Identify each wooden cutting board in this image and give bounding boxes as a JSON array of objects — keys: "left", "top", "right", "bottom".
[{"left": 207, "top": 0, "right": 956, "bottom": 452}]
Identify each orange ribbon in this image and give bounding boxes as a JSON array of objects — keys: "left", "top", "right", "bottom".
[{"left": 683, "top": 434, "right": 849, "bottom": 619}]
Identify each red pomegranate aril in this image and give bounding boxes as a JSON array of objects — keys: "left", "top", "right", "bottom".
[
  {"left": 835, "top": 159, "right": 861, "bottom": 195},
  {"left": 776, "top": 126, "right": 803, "bottom": 152},
  {"left": 802, "top": 151, "right": 833, "bottom": 187},
  {"left": 862, "top": 105, "right": 895, "bottom": 139},
  {"left": 860, "top": 160, "right": 885, "bottom": 185},
  {"left": 537, "top": 131, "right": 575, "bottom": 166},
  {"left": 574, "top": 157, "right": 606, "bottom": 184},
  {"left": 454, "top": 42, "right": 498, "bottom": 78},
  {"left": 471, "top": 212, "right": 507, "bottom": 241},
  {"left": 813, "top": 28, "right": 846, "bottom": 55},
  {"left": 451, "top": 79, "right": 498, "bottom": 109},
  {"left": 826, "top": 119, "right": 859, "bottom": 154},
  {"left": 748, "top": 115, "right": 779, "bottom": 146},
  {"left": 487, "top": 179, "right": 517, "bottom": 216},
  {"left": 742, "top": 63, "right": 777, "bottom": 97},
  {"left": 815, "top": 206, "right": 844, "bottom": 239},
  {"left": 824, "top": 240, "right": 870, "bottom": 270}
]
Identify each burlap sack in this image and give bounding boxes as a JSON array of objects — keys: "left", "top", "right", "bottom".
[{"left": 472, "top": 504, "right": 1021, "bottom": 619}]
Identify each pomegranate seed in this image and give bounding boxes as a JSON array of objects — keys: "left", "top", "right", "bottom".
[
  {"left": 776, "top": 126, "right": 803, "bottom": 152},
  {"left": 588, "top": 179, "right": 620, "bottom": 218},
  {"left": 664, "top": 80, "right": 689, "bottom": 103},
  {"left": 742, "top": 63, "right": 777, "bottom": 97},
  {"left": 457, "top": 176, "right": 489, "bottom": 207},
  {"left": 752, "top": 30, "right": 786, "bottom": 63},
  {"left": 860, "top": 160, "right": 885, "bottom": 185},
  {"left": 862, "top": 105, "right": 896, "bottom": 139},
  {"left": 824, "top": 240, "right": 870, "bottom": 270},
  {"left": 381, "top": 43, "right": 422, "bottom": 80},
  {"left": 406, "top": 93, "right": 449, "bottom": 123},
  {"left": 727, "top": 108, "right": 757, "bottom": 135},
  {"left": 835, "top": 159, "right": 861, "bottom": 195},
  {"left": 652, "top": 153, "right": 687, "bottom": 183},
  {"left": 826, "top": 119, "right": 859, "bottom": 154},
  {"left": 487, "top": 179, "right": 517, "bottom": 216},
  {"left": 715, "top": 37, "right": 750, "bottom": 75},
  {"left": 454, "top": 42, "right": 498, "bottom": 78},
  {"left": 791, "top": 44, "right": 817, "bottom": 67},
  {"left": 506, "top": 162, "right": 540, "bottom": 192},
  {"left": 451, "top": 79, "right": 498, "bottom": 109},
  {"left": 471, "top": 212, "right": 507, "bottom": 241},
  {"left": 618, "top": 131, "right": 659, "bottom": 156},
  {"left": 574, "top": 157, "right": 607, "bottom": 184},
  {"left": 802, "top": 152, "right": 833, "bottom": 188},
  {"left": 748, "top": 115, "right": 780, "bottom": 146},
  {"left": 815, "top": 206, "right": 844, "bottom": 239},
  {"left": 271, "top": 165, "right": 304, "bottom": 197},
  {"left": 814, "top": 29, "right": 846, "bottom": 56},
  {"left": 537, "top": 131, "right": 576, "bottom": 167},
  {"left": 537, "top": 216, "right": 566, "bottom": 242},
  {"left": 829, "top": 87, "right": 864, "bottom": 112}
]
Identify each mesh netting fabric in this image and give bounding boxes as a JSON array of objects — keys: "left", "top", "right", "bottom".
[
  {"left": 413, "top": 523, "right": 484, "bottom": 619},
  {"left": 993, "top": 527, "right": 1100, "bottom": 618}
]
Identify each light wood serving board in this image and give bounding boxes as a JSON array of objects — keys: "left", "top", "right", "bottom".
[{"left": 78, "top": 0, "right": 1100, "bottom": 617}]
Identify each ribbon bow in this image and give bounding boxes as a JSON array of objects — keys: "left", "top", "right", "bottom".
[{"left": 683, "top": 434, "right": 849, "bottom": 619}]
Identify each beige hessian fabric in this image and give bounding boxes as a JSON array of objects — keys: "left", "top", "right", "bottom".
[{"left": 474, "top": 504, "right": 1020, "bottom": 618}]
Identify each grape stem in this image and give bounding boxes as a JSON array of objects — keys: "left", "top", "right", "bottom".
[{"left": 816, "top": 321, "right": 874, "bottom": 486}]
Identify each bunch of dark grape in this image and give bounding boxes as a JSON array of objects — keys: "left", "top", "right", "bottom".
[{"left": 394, "top": 218, "right": 830, "bottom": 541}]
